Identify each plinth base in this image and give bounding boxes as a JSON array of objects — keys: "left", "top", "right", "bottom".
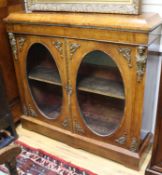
[{"left": 21, "top": 115, "right": 152, "bottom": 170}]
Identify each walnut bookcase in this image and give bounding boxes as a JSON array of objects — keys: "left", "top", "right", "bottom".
[{"left": 5, "top": 12, "right": 162, "bottom": 170}]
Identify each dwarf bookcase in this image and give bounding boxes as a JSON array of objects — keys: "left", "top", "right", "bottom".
[{"left": 5, "top": 12, "right": 162, "bottom": 169}]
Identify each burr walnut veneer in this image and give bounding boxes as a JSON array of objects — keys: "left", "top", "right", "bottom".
[{"left": 4, "top": 12, "right": 162, "bottom": 170}]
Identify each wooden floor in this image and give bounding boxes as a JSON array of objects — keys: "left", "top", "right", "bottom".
[{"left": 17, "top": 124, "right": 151, "bottom": 175}]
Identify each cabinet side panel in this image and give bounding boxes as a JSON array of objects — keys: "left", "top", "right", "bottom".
[{"left": 142, "top": 37, "right": 161, "bottom": 137}]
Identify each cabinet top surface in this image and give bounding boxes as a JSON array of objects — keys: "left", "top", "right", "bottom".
[{"left": 5, "top": 11, "right": 162, "bottom": 32}]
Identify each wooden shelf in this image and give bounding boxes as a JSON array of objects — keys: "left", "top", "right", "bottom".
[
  {"left": 28, "top": 65, "right": 61, "bottom": 86},
  {"left": 78, "top": 76, "right": 125, "bottom": 100},
  {"left": 28, "top": 65, "right": 125, "bottom": 99}
]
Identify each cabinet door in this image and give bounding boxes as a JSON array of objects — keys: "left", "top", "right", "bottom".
[
  {"left": 17, "top": 35, "right": 72, "bottom": 131},
  {"left": 68, "top": 39, "right": 136, "bottom": 148}
]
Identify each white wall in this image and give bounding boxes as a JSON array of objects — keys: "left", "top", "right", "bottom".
[
  {"left": 142, "top": 0, "right": 162, "bottom": 51},
  {"left": 141, "top": 0, "right": 162, "bottom": 135}
]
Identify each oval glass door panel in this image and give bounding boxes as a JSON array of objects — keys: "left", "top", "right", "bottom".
[
  {"left": 27, "top": 43, "right": 62, "bottom": 119},
  {"left": 77, "top": 50, "right": 125, "bottom": 136}
]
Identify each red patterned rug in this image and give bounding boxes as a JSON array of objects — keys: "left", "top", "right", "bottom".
[{"left": 0, "top": 141, "right": 96, "bottom": 175}]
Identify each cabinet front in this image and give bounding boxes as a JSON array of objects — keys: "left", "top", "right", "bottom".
[
  {"left": 17, "top": 35, "right": 72, "bottom": 131},
  {"left": 69, "top": 39, "right": 136, "bottom": 148}
]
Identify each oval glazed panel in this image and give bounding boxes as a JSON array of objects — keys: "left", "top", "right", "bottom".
[
  {"left": 77, "top": 50, "right": 125, "bottom": 136},
  {"left": 26, "top": 43, "right": 62, "bottom": 119}
]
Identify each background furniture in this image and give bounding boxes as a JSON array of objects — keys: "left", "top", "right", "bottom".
[
  {"left": 0, "top": 144, "right": 21, "bottom": 175},
  {"left": 0, "top": 67, "right": 21, "bottom": 175},
  {"left": 0, "top": 68, "right": 17, "bottom": 145},
  {"left": 145, "top": 53, "right": 162, "bottom": 175},
  {"left": 0, "top": 0, "right": 23, "bottom": 122},
  {"left": 5, "top": 12, "right": 161, "bottom": 170}
]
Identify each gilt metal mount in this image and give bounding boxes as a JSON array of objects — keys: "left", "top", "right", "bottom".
[
  {"left": 8, "top": 33, "right": 18, "bottom": 61},
  {"left": 115, "top": 134, "right": 127, "bottom": 145},
  {"left": 118, "top": 48, "right": 132, "bottom": 68},
  {"left": 53, "top": 41, "right": 64, "bottom": 58},
  {"left": 65, "top": 85, "right": 73, "bottom": 96},
  {"left": 130, "top": 137, "right": 139, "bottom": 152},
  {"left": 136, "top": 46, "right": 147, "bottom": 83},
  {"left": 69, "top": 43, "right": 80, "bottom": 59},
  {"left": 62, "top": 118, "right": 69, "bottom": 128},
  {"left": 23, "top": 104, "right": 37, "bottom": 117},
  {"left": 74, "top": 120, "right": 85, "bottom": 134},
  {"left": 18, "top": 37, "right": 26, "bottom": 52}
]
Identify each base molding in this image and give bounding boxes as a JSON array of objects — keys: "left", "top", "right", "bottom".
[{"left": 21, "top": 115, "right": 152, "bottom": 170}]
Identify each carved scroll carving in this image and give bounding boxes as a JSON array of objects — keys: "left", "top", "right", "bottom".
[
  {"left": 8, "top": 33, "right": 18, "bottom": 61},
  {"left": 136, "top": 46, "right": 147, "bottom": 83},
  {"left": 118, "top": 48, "right": 132, "bottom": 68},
  {"left": 130, "top": 137, "right": 139, "bottom": 152},
  {"left": 115, "top": 134, "right": 127, "bottom": 145},
  {"left": 18, "top": 37, "right": 26, "bottom": 52},
  {"left": 69, "top": 43, "right": 80, "bottom": 60},
  {"left": 53, "top": 41, "right": 64, "bottom": 58}
]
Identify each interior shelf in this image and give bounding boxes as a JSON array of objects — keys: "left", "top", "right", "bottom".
[
  {"left": 28, "top": 65, "right": 61, "bottom": 86},
  {"left": 78, "top": 76, "right": 124, "bottom": 99},
  {"left": 28, "top": 65, "right": 124, "bottom": 99}
]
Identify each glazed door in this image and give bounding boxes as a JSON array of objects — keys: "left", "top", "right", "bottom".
[
  {"left": 17, "top": 35, "right": 72, "bottom": 131},
  {"left": 68, "top": 39, "right": 136, "bottom": 149}
]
